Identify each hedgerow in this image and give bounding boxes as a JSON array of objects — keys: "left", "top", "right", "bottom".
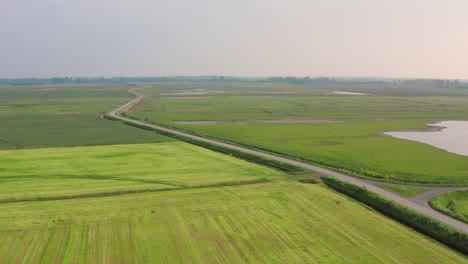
[{"left": 321, "top": 177, "right": 468, "bottom": 254}]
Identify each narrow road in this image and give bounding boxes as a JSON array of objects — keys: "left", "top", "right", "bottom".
[
  {"left": 108, "top": 88, "right": 468, "bottom": 233},
  {"left": 360, "top": 179, "right": 468, "bottom": 208}
]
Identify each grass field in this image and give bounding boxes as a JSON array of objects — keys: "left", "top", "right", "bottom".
[
  {"left": 129, "top": 83, "right": 468, "bottom": 186},
  {"left": 0, "top": 84, "right": 129, "bottom": 99},
  {"left": 0, "top": 84, "right": 178, "bottom": 149},
  {"left": 430, "top": 190, "right": 468, "bottom": 223},
  {"left": 375, "top": 184, "right": 430, "bottom": 198},
  {"left": 0, "top": 142, "right": 281, "bottom": 199},
  {"left": 0, "top": 181, "right": 466, "bottom": 263},
  {"left": 0, "top": 114, "right": 174, "bottom": 149},
  {"left": 1, "top": 83, "right": 467, "bottom": 262}
]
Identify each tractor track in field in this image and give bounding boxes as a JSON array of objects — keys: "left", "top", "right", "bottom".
[{"left": 108, "top": 87, "right": 468, "bottom": 233}]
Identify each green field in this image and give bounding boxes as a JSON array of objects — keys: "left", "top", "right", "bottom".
[
  {"left": 0, "top": 114, "right": 174, "bottom": 149},
  {"left": 375, "top": 184, "right": 430, "bottom": 198},
  {"left": 0, "top": 159, "right": 465, "bottom": 262},
  {"left": 0, "top": 84, "right": 129, "bottom": 99},
  {"left": 0, "top": 142, "right": 280, "bottom": 199},
  {"left": 129, "top": 83, "right": 468, "bottom": 186},
  {"left": 430, "top": 190, "right": 468, "bottom": 223},
  {"left": 0, "top": 84, "right": 177, "bottom": 149},
  {"left": 1, "top": 83, "right": 467, "bottom": 262}
]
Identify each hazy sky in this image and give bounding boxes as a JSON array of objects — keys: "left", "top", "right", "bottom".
[{"left": 1, "top": 0, "right": 467, "bottom": 78}]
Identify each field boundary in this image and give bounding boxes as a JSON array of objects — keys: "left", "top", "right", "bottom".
[
  {"left": 0, "top": 178, "right": 271, "bottom": 204},
  {"left": 321, "top": 177, "right": 468, "bottom": 255}
]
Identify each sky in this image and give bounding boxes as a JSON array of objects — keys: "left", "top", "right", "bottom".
[{"left": 1, "top": 0, "right": 468, "bottom": 79}]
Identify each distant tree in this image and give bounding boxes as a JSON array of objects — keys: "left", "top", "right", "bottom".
[{"left": 52, "top": 77, "right": 65, "bottom": 83}]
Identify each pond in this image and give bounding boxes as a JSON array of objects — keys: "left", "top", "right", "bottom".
[
  {"left": 333, "top": 91, "right": 369, "bottom": 95},
  {"left": 383, "top": 121, "right": 468, "bottom": 156}
]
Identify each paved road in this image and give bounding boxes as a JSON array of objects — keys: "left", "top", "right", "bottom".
[{"left": 108, "top": 88, "right": 468, "bottom": 233}]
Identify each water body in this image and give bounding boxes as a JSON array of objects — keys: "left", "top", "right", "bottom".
[
  {"left": 383, "top": 121, "right": 468, "bottom": 156},
  {"left": 333, "top": 91, "right": 369, "bottom": 95}
]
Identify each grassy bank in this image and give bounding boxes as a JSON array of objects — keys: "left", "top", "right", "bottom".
[{"left": 430, "top": 190, "right": 468, "bottom": 223}]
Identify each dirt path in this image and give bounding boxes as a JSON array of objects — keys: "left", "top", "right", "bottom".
[{"left": 108, "top": 88, "right": 468, "bottom": 234}]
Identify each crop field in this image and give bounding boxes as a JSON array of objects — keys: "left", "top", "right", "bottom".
[
  {"left": 430, "top": 190, "right": 468, "bottom": 223},
  {"left": 0, "top": 84, "right": 130, "bottom": 99},
  {"left": 1, "top": 83, "right": 467, "bottom": 262},
  {"left": 0, "top": 142, "right": 280, "bottom": 199},
  {"left": 0, "top": 114, "right": 174, "bottom": 149},
  {"left": 0, "top": 180, "right": 466, "bottom": 263},
  {"left": 0, "top": 84, "right": 176, "bottom": 149},
  {"left": 129, "top": 83, "right": 468, "bottom": 186}
]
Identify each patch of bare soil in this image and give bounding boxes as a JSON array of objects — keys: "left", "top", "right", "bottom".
[
  {"left": 174, "top": 121, "right": 248, "bottom": 125},
  {"left": 250, "top": 118, "right": 345, "bottom": 123},
  {"left": 161, "top": 97, "right": 214, "bottom": 99},
  {"left": 174, "top": 118, "right": 345, "bottom": 124},
  {"left": 34, "top": 88, "right": 56, "bottom": 91},
  {"left": 168, "top": 108, "right": 213, "bottom": 112},
  {"left": 366, "top": 118, "right": 397, "bottom": 121},
  {"left": 248, "top": 107, "right": 279, "bottom": 109},
  {"left": 232, "top": 96, "right": 275, "bottom": 98},
  {"left": 53, "top": 112, "right": 85, "bottom": 115}
]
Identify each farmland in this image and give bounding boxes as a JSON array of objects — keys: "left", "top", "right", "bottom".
[
  {"left": 0, "top": 174, "right": 465, "bottom": 263},
  {"left": 0, "top": 84, "right": 174, "bottom": 148},
  {"left": 129, "top": 82, "right": 468, "bottom": 186},
  {"left": 0, "top": 83, "right": 467, "bottom": 262}
]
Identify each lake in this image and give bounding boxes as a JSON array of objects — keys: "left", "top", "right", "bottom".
[
  {"left": 383, "top": 120, "right": 468, "bottom": 156},
  {"left": 333, "top": 91, "right": 369, "bottom": 95}
]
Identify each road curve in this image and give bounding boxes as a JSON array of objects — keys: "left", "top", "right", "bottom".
[{"left": 108, "top": 88, "right": 468, "bottom": 234}]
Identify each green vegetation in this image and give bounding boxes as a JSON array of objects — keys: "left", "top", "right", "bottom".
[
  {"left": 430, "top": 191, "right": 468, "bottom": 223},
  {"left": 120, "top": 120, "right": 309, "bottom": 174},
  {"left": 128, "top": 83, "right": 468, "bottom": 186},
  {"left": 321, "top": 177, "right": 468, "bottom": 254},
  {"left": 0, "top": 181, "right": 466, "bottom": 263},
  {"left": 0, "top": 84, "right": 129, "bottom": 99},
  {"left": 0, "top": 114, "right": 174, "bottom": 149},
  {"left": 0, "top": 142, "right": 281, "bottom": 199},
  {"left": 0, "top": 84, "right": 176, "bottom": 149},
  {"left": 1, "top": 83, "right": 467, "bottom": 262},
  {"left": 375, "top": 184, "right": 430, "bottom": 197}
]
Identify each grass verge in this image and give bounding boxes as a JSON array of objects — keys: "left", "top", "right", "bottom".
[{"left": 430, "top": 190, "right": 468, "bottom": 223}]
